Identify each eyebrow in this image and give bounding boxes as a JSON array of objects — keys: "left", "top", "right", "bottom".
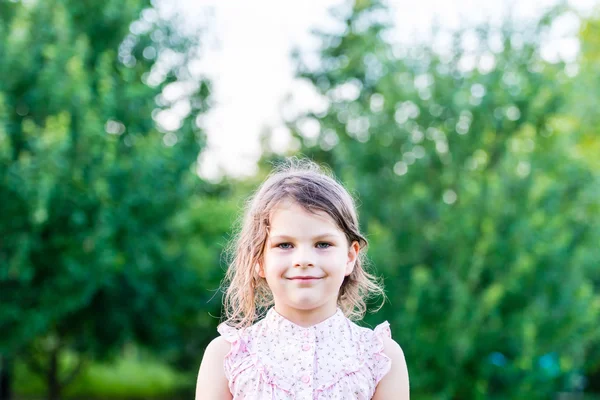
[{"left": 269, "top": 233, "right": 341, "bottom": 241}]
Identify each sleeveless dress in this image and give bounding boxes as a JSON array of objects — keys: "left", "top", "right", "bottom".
[{"left": 217, "top": 307, "right": 392, "bottom": 399}]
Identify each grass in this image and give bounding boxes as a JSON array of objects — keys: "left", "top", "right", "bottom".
[{"left": 14, "top": 353, "right": 191, "bottom": 400}]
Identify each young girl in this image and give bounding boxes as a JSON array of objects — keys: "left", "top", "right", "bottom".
[{"left": 196, "top": 159, "right": 409, "bottom": 399}]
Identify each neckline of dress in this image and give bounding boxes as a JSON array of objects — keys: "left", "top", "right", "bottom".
[{"left": 267, "top": 306, "right": 345, "bottom": 331}]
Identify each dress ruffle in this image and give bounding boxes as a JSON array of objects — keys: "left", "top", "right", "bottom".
[
  {"left": 216, "top": 323, "right": 247, "bottom": 381},
  {"left": 372, "top": 321, "right": 393, "bottom": 384},
  {"left": 217, "top": 323, "right": 294, "bottom": 393},
  {"left": 315, "top": 321, "right": 392, "bottom": 395}
]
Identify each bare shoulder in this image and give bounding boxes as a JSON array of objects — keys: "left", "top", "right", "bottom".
[
  {"left": 381, "top": 335, "right": 404, "bottom": 359},
  {"left": 195, "top": 336, "right": 232, "bottom": 400},
  {"left": 372, "top": 336, "right": 410, "bottom": 400},
  {"left": 205, "top": 335, "right": 232, "bottom": 357}
]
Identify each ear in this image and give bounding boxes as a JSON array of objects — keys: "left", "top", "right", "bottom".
[
  {"left": 345, "top": 240, "right": 360, "bottom": 276},
  {"left": 255, "top": 262, "right": 265, "bottom": 278}
]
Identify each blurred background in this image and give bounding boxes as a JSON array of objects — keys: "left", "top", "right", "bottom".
[{"left": 1, "top": 0, "right": 600, "bottom": 399}]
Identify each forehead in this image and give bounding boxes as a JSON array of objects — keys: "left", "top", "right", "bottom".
[{"left": 268, "top": 200, "right": 342, "bottom": 236}]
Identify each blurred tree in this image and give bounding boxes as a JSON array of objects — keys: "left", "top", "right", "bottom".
[
  {"left": 283, "top": 0, "right": 600, "bottom": 398},
  {"left": 570, "top": 12, "right": 600, "bottom": 171},
  {"left": 162, "top": 185, "right": 240, "bottom": 373},
  {"left": 0, "top": 1, "right": 212, "bottom": 399},
  {"left": 568, "top": 11, "right": 600, "bottom": 392}
]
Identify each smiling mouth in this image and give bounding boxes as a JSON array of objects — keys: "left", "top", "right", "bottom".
[{"left": 288, "top": 277, "right": 323, "bottom": 280}]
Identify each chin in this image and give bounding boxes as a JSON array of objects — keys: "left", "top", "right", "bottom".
[
  {"left": 281, "top": 297, "right": 317, "bottom": 309},
  {"left": 291, "top": 301, "right": 318, "bottom": 310}
]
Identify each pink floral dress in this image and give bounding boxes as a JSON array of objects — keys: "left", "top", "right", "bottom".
[{"left": 217, "top": 308, "right": 392, "bottom": 399}]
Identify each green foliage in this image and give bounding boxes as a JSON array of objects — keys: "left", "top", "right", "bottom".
[
  {"left": 568, "top": 14, "right": 600, "bottom": 170},
  {"left": 568, "top": 11, "right": 600, "bottom": 392},
  {"left": 0, "top": 0, "right": 214, "bottom": 398},
  {"left": 283, "top": 1, "right": 600, "bottom": 398},
  {"left": 162, "top": 191, "right": 242, "bottom": 371}
]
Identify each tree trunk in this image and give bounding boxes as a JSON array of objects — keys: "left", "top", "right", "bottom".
[
  {"left": 0, "top": 355, "right": 13, "bottom": 400},
  {"left": 47, "top": 349, "right": 61, "bottom": 400},
  {"left": 587, "top": 368, "right": 600, "bottom": 392}
]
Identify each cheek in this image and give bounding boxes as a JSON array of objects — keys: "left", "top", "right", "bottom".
[
  {"left": 321, "top": 251, "right": 349, "bottom": 272},
  {"left": 263, "top": 253, "right": 287, "bottom": 275}
]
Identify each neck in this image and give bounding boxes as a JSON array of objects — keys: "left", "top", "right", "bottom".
[{"left": 273, "top": 302, "right": 338, "bottom": 328}]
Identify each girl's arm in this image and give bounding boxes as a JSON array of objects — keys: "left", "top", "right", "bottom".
[
  {"left": 195, "top": 337, "right": 233, "bottom": 400},
  {"left": 372, "top": 336, "right": 410, "bottom": 400}
]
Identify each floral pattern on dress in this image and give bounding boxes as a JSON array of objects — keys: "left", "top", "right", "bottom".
[{"left": 217, "top": 308, "right": 392, "bottom": 399}]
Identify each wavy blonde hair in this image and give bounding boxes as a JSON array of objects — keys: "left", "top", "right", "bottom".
[{"left": 222, "top": 158, "right": 385, "bottom": 328}]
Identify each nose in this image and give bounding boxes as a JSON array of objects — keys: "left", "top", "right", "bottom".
[{"left": 293, "top": 247, "right": 314, "bottom": 268}]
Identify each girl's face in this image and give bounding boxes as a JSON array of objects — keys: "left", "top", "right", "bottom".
[{"left": 259, "top": 200, "right": 360, "bottom": 318}]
